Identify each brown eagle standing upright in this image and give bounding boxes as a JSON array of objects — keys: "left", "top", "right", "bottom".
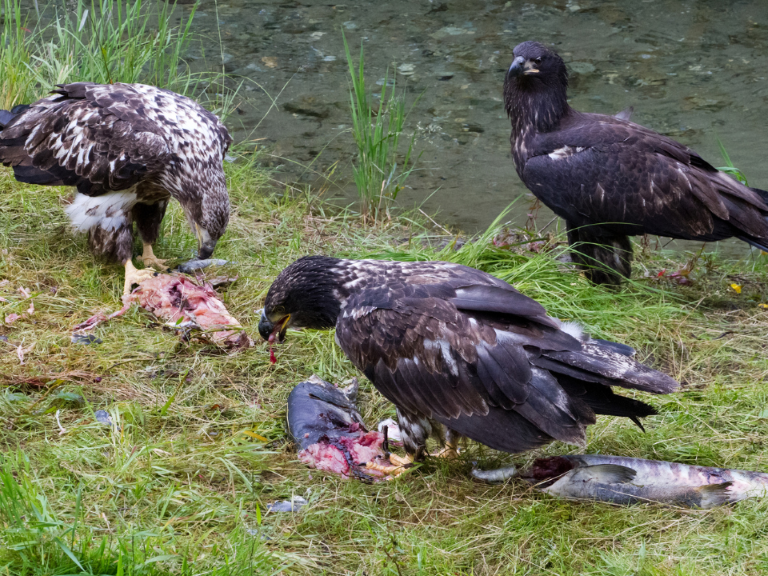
[
  {"left": 504, "top": 41, "right": 768, "bottom": 285},
  {"left": 0, "top": 82, "right": 232, "bottom": 294}
]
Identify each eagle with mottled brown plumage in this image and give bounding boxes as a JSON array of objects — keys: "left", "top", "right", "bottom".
[
  {"left": 259, "top": 256, "right": 678, "bottom": 473},
  {"left": 0, "top": 82, "right": 231, "bottom": 294},
  {"left": 504, "top": 41, "right": 768, "bottom": 285}
]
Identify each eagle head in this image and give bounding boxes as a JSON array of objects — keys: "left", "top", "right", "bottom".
[
  {"left": 506, "top": 41, "right": 567, "bottom": 87},
  {"left": 504, "top": 41, "right": 569, "bottom": 132},
  {"left": 259, "top": 255, "right": 346, "bottom": 343},
  {"left": 179, "top": 176, "right": 230, "bottom": 259}
]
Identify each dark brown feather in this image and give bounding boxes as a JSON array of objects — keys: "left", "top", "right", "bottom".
[{"left": 504, "top": 41, "right": 768, "bottom": 284}]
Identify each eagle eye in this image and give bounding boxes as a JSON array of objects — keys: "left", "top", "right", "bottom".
[{"left": 534, "top": 57, "right": 542, "bottom": 64}]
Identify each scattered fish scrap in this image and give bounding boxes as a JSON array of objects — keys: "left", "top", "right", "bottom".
[
  {"left": 267, "top": 496, "right": 307, "bottom": 513},
  {"left": 74, "top": 273, "right": 252, "bottom": 348},
  {"left": 287, "top": 375, "right": 398, "bottom": 481},
  {"left": 175, "top": 258, "right": 231, "bottom": 274}
]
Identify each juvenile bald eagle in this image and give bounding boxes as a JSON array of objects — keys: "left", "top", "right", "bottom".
[
  {"left": 259, "top": 256, "right": 678, "bottom": 474},
  {"left": 504, "top": 41, "right": 768, "bottom": 285},
  {"left": 0, "top": 83, "right": 231, "bottom": 294}
]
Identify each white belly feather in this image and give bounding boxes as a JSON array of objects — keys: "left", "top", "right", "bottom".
[{"left": 65, "top": 190, "right": 138, "bottom": 232}]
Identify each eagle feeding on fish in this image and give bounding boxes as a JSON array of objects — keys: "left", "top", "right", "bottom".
[
  {"left": 259, "top": 256, "right": 679, "bottom": 475},
  {"left": 504, "top": 41, "right": 768, "bottom": 285},
  {"left": 0, "top": 82, "right": 231, "bottom": 294}
]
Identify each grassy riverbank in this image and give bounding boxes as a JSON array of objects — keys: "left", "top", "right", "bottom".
[
  {"left": 2, "top": 155, "right": 768, "bottom": 574},
  {"left": 3, "top": 1, "right": 768, "bottom": 575}
]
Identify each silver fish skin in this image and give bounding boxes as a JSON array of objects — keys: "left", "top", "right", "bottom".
[
  {"left": 566, "top": 455, "right": 768, "bottom": 501},
  {"left": 530, "top": 455, "right": 768, "bottom": 508},
  {"left": 540, "top": 464, "right": 733, "bottom": 508}
]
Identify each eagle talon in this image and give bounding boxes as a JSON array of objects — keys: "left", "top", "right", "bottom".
[
  {"left": 365, "top": 458, "right": 410, "bottom": 477},
  {"left": 123, "top": 260, "right": 157, "bottom": 295},
  {"left": 138, "top": 255, "right": 168, "bottom": 271},
  {"left": 387, "top": 453, "right": 414, "bottom": 468},
  {"left": 137, "top": 244, "right": 168, "bottom": 271},
  {"left": 431, "top": 447, "right": 460, "bottom": 460}
]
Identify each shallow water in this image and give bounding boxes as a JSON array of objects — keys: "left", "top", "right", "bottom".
[{"left": 54, "top": 1, "right": 768, "bottom": 254}]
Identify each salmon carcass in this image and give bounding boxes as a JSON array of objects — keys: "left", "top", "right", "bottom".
[
  {"left": 523, "top": 455, "right": 768, "bottom": 508},
  {"left": 74, "top": 273, "right": 252, "bottom": 348},
  {"left": 287, "top": 375, "right": 401, "bottom": 481}
]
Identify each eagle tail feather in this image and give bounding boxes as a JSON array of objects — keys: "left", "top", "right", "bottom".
[
  {"left": 737, "top": 236, "right": 768, "bottom": 253},
  {"left": 749, "top": 186, "right": 768, "bottom": 204},
  {"left": 555, "top": 375, "right": 657, "bottom": 430}
]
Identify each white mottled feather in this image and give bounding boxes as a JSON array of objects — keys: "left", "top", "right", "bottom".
[{"left": 65, "top": 191, "right": 138, "bottom": 231}]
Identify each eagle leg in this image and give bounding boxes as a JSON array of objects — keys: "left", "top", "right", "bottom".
[
  {"left": 123, "top": 260, "right": 157, "bottom": 296},
  {"left": 431, "top": 428, "right": 460, "bottom": 459},
  {"left": 566, "top": 222, "right": 632, "bottom": 286},
  {"left": 137, "top": 243, "right": 168, "bottom": 272}
]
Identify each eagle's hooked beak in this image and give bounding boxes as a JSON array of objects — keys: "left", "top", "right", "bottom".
[
  {"left": 507, "top": 56, "right": 539, "bottom": 78},
  {"left": 507, "top": 56, "right": 525, "bottom": 78},
  {"left": 195, "top": 223, "right": 217, "bottom": 260},
  {"left": 258, "top": 311, "right": 290, "bottom": 343}
]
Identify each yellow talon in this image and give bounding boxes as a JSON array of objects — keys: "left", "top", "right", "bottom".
[
  {"left": 431, "top": 447, "right": 460, "bottom": 460},
  {"left": 123, "top": 260, "right": 157, "bottom": 296},
  {"left": 137, "top": 243, "right": 168, "bottom": 271},
  {"left": 387, "top": 453, "right": 414, "bottom": 467},
  {"left": 365, "top": 455, "right": 412, "bottom": 477}
]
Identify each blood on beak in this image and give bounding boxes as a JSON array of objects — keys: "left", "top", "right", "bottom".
[{"left": 268, "top": 315, "right": 290, "bottom": 344}]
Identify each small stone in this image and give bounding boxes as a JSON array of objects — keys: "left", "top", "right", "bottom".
[
  {"left": 261, "top": 57, "right": 278, "bottom": 69},
  {"left": 568, "top": 61, "right": 596, "bottom": 75}
]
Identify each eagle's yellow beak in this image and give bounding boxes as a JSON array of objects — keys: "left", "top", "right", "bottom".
[{"left": 194, "top": 223, "right": 217, "bottom": 259}]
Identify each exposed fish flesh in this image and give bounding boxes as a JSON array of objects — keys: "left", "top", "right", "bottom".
[
  {"left": 175, "top": 258, "right": 231, "bottom": 273},
  {"left": 287, "top": 375, "right": 395, "bottom": 481},
  {"left": 74, "top": 273, "right": 252, "bottom": 348},
  {"left": 524, "top": 455, "right": 768, "bottom": 508}
]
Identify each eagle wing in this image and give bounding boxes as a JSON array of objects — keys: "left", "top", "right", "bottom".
[
  {"left": 521, "top": 114, "right": 768, "bottom": 240},
  {"left": 336, "top": 275, "right": 677, "bottom": 452},
  {"left": 0, "top": 83, "right": 176, "bottom": 196}
]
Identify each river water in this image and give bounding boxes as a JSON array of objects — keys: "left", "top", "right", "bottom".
[{"left": 45, "top": 1, "right": 768, "bottom": 251}]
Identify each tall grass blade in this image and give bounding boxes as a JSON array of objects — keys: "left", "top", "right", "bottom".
[{"left": 342, "top": 30, "right": 421, "bottom": 223}]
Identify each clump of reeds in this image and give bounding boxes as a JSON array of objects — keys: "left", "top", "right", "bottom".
[{"left": 343, "top": 31, "right": 419, "bottom": 224}]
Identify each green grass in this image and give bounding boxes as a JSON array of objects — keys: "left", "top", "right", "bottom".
[
  {"left": 0, "top": 0, "right": 235, "bottom": 118},
  {"left": 343, "top": 32, "right": 419, "bottom": 224},
  {"left": 2, "top": 3, "right": 768, "bottom": 573},
  {"left": 2, "top": 157, "right": 768, "bottom": 573}
]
